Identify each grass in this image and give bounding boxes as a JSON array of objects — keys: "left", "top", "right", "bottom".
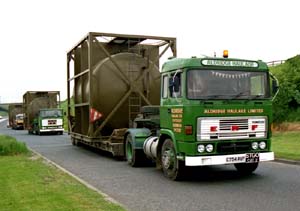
[
  {"left": 0, "top": 155, "right": 125, "bottom": 211},
  {"left": 272, "top": 131, "right": 300, "bottom": 161},
  {"left": 0, "top": 135, "right": 125, "bottom": 211},
  {"left": 0, "top": 111, "right": 7, "bottom": 116},
  {"left": 0, "top": 104, "right": 8, "bottom": 116},
  {"left": 0, "top": 135, "right": 29, "bottom": 155}
]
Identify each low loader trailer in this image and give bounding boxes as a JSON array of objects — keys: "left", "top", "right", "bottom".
[{"left": 67, "top": 32, "right": 279, "bottom": 180}]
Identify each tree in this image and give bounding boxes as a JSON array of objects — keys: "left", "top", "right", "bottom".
[{"left": 270, "top": 55, "right": 300, "bottom": 122}]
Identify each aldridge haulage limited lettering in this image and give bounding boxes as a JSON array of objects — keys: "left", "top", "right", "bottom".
[{"left": 204, "top": 108, "right": 264, "bottom": 114}]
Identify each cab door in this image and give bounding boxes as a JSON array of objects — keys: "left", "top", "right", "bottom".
[{"left": 160, "top": 71, "right": 183, "bottom": 131}]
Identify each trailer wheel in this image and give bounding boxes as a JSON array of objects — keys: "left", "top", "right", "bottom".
[
  {"left": 125, "top": 134, "right": 146, "bottom": 167},
  {"left": 161, "top": 139, "right": 185, "bottom": 180},
  {"left": 234, "top": 163, "right": 259, "bottom": 175},
  {"left": 71, "top": 138, "right": 78, "bottom": 146}
]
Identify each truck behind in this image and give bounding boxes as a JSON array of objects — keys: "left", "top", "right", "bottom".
[
  {"left": 23, "top": 91, "right": 64, "bottom": 135},
  {"left": 8, "top": 103, "right": 24, "bottom": 129}
]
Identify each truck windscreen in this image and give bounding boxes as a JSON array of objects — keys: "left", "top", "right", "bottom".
[
  {"left": 187, "top": 69, "right": 270, "bottom": 99},
  {"left": 40, "top": 110, "right": 63, "bottom": 118},
  {"left": 16, "top": 115, "right": 24, "bottom": 120}
]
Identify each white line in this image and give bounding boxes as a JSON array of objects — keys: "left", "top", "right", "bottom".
[
  {"left": 0, "top": 118, "right": 7, "bottom": 123},
  {"left": 28, "top": 147, "right": 124, "bottom": 207}
]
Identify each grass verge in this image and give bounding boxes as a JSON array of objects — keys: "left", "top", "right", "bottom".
[
  {"left": 0, "top": 135, "right": 28, "bottom": 155},
  {"left": 0, "top": 154, "right": 125, "bottom": 211},
  {"left": 0, "top": 135, "right": 125, "bottom": 211},
  {"left": 272, "top": 131, "right": 300, "bottom": 161}
]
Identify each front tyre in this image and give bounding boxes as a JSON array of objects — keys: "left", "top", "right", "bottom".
[
  {"left": 234, "top": 162, "right": 259, "bottom": 175},
  {"left": 161, "top": 139, "right": 185, "bottom": 180}
]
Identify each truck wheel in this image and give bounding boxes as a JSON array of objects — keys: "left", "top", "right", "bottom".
[
  {"left": 71, "top": 138, "right": 79, "bottom": 146},
  {"left": 125, "top": 134, "right": 146, "bottom": 167},
  {"left": 161, "top": 139, "right": 185, "bottom": 180},
  {"left": 234, "top": 163, "right": 259, "bottom": 175}
]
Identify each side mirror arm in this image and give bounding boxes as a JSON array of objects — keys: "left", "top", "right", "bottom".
[{"left": 270, "top": 72, "right": 279, "bottom": 101}]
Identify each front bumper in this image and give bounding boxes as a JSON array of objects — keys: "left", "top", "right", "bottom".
[
  {"left": 185, "top": 152, "right": 274, "bottom": 166},
  {"left": 40, "top": 128, "right": 64, "bottom": 132}
]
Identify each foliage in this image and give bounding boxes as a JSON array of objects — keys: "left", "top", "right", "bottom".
[
  {"left": 272, "top": 131, "right": 300, "bottom": 161},
  {"left": 0, "top": 154, "right": 125, "bottom": 211},
  {"left": 270, "top": 55, "right": 300, "bottom": 122},
  {"left": 0, "top": 135, "right": 28, "bottom": 155},
  {"left": 60, "top": 97, "right": 74, "bottom": 131},
  {"left": 0, "top": 105, "right": 8, "bottom": 116}
]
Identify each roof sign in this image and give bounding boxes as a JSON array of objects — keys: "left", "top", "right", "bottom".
[{"left": 202, "top": 59, "right": 259, "bottom": 68}]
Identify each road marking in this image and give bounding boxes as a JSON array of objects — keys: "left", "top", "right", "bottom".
[
  {"left": 0, "top": 118, "right": 7, "bottom": 123},
  {"left": 32, "top": 144, "right": 71, "bottom": 148}
]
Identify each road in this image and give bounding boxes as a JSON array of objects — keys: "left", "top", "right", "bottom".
[{"left": 1, "top": 119, "right": 300, "bottom": 211}]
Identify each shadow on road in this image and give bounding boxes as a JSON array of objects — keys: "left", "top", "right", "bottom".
[
  {"left": 179, "top": 165, "right": 263, "bottom": 183},
  {"left": 74, "top": 142, "right": 262, "bottom": 182}
]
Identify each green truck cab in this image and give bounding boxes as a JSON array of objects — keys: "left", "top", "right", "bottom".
[
  {"left": 32, "top": 108, "right": 64, "bottom": 135},
  {"left": 126, "top": 55, "right": 279, "bottom": 180}
]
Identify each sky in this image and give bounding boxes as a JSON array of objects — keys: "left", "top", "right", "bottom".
[{"left": 0, "top": 0, "right": 299, "bottom": 103}]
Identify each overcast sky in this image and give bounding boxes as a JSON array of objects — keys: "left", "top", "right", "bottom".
[{"left": 0, "top": 0, "right": 299, "bottom": 103}]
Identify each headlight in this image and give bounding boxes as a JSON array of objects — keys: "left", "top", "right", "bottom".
[
  {"left": 206, "top": 144, "right": 214, "bottom": 153},
  {"left": 198, "top": 144, "right": 205, "bottom": 153},
  {"left": 251, "top": 142, "right": 258, "bottom": 150},
  {"left": 259, "top": 142, "right": 266, "bottom": 149}
]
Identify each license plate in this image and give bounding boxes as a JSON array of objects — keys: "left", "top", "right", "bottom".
[
  {"left": 48, "top": 120, "right": 57, "bottom": 125},
  {"left": 226, "top": 155, "right": 246, "bottom": 163},
  {"left": 246, "top": 153, "right": 260, "bottom": 163}
]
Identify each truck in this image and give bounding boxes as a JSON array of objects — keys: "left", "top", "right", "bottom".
[
  {"left": 23, "top": 91, "right": 64, "bottom": 135},
  {"left": 8, "top": 103, "right": 24, "bottom": 129},
  {"left": 67, "top": 32, "right": 279, "bottom": 180}
]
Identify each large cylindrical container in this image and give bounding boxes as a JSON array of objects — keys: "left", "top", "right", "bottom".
[
  {"left": 27, "top": 97, "right": 57, "bottom": 124},
  {"left": 67, "top": 33, "right": 177, "bottom": 156},
  {"left": 74, "top": 51, "right": 160, "bottom": 136}
]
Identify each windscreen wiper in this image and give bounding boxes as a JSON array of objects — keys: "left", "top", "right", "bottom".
[
  {"left": 203, "top": 94, "right": 230, "bottom": 99},
  {"left": 249, "top": 95, "right": 264, "bottom": 100},
  {"left": 229, "top": 92, "right": 246, "bottom": 100}
]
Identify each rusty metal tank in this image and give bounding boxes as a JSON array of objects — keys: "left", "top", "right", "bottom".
[
  {"left": 23, "top": 91, "right": 60, "bottom": 130},
  {"left": 8, "top": 103, "right": 23, "bottom": 127},
  {"left": 74, "top": 52, "right": 160, "bottom": 135},
  {"left": 68, "top": 33, "right": 176, "bottom": 138}
]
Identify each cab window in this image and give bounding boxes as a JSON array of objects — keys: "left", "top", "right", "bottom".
[
  {"left": 169, "top": 71, "right": 182, "bottom": 98},
  {"left": 162, "top": 75, "right": 168, "bottom": 98}
]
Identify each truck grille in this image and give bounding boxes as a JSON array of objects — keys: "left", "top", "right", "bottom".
[
  {"left": 219, "top": 119, "right": 248, "bottom": 131},
  {"left": 48, "top": 120, "right": 57, "bottom": 125},
  {"left": 197, "top": 116, "right": 267, "bottom": 141},
  {"left": 217, "top": 142, "right": 251, "bottom": 154}
]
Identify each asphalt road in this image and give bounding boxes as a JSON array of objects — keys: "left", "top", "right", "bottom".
[{"left": 1, "top": 119, "right": 300, "bottom": 211}]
